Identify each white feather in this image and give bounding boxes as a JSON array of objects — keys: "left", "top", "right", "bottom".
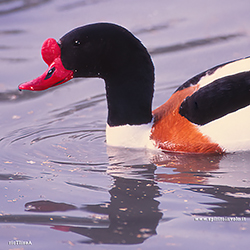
[
  {"left": 198, "top": 57, "right": 250, "bottom": 88},
  {"left": 106, "top": 123, "right": 155, "bottom": 149},
  {"left": 199, "top": 105, "right": 250, "bottom": 152}
]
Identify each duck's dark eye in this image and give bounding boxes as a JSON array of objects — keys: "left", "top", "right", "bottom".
[
  {"left": 74, "top": 40, "right": 81, "bottom": 46},
  {"left": 44, "top": 67, "right": 55, "bottom": 80}
]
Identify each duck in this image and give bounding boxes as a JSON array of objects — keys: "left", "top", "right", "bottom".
[{"left": 18, "top": 23, "right": 250, "bottom": 154}]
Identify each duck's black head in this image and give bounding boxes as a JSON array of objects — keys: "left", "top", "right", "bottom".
[{"left": 19, "top": 23, "right": 155, "bottom": 126}]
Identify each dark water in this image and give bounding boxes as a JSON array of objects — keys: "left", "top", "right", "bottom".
[{"left": 0, "top": 0, "right": 250, "bottom": 249}]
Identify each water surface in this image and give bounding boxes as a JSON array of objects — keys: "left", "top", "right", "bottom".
[{"left": 0, "top": 0, "right": 250, "bottom": 249}]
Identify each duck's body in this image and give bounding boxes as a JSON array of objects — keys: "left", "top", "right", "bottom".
[
  {"left": 19, "top": 23, "right": 250, "bottom": 154},
  {"left": 152, "top": 57, "right": 250, "bottom": 153}
]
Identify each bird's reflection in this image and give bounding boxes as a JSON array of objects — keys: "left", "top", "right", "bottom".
[
  {"left": 23, "top": 162, "right": 164, "bottom": 244},
  {"left": 153, "top": 151, "right": 223, "bottom": 185},
  {"left": 69, "top": 171, "right": 163, "bottom": 244},
  {"left": 0, "top": 147, "right": 249, "bottom": 245}
]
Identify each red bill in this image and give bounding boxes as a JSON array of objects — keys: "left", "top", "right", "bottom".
[{"left": 18, "top": 38, "right": 74, "bottom": 91}]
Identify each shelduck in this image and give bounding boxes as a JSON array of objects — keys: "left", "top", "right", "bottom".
[{"left": 18, "top": 23, "right": 250, "bottom": 154}]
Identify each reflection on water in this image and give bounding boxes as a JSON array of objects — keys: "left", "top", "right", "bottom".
[
  {"left": 153, "top": 152, "right": 223, "bottom": 184},
  {"left": 1, "top": 163, "right": 163, "bottom": 245},
  {"left": 66, "top": 171, "right": 163, "bottom": 244},
  {"left": 191, "top": 185, "right": 250, "bottom": 217},
  {"left": 0, "top": 147, "right": 249, "bottom": 245}
]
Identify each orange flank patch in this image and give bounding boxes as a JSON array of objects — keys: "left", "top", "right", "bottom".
[{"left": 151, "top": 86, "right": 224, "bottom": 154}]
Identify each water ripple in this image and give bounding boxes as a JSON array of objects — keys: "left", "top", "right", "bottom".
[
  {"left": 0, "top": 89, "right": 42, "bottom": 102},
  {"left": 0, "top": 173, "right": 32, "bottom": 181},
  {"left": 49, "top": 93, "right": 106, "bottom": 118},
  {"left": 0, "top": 0, "right": 51, "bottom": 15},
  {"left": 66, "top": 181, "right": 108, "bottom": 192},
  {"left": 149, "top": 33, "right": 244, "bottom": 55}
]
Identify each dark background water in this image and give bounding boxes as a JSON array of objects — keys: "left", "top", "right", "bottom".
[{"left": 0, "top": 0, "right": 250, "bottom": 249}]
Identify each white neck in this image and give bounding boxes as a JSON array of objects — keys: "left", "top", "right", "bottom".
[{"left": 106, "top": 123, "right": 156, "bottom": 149}]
